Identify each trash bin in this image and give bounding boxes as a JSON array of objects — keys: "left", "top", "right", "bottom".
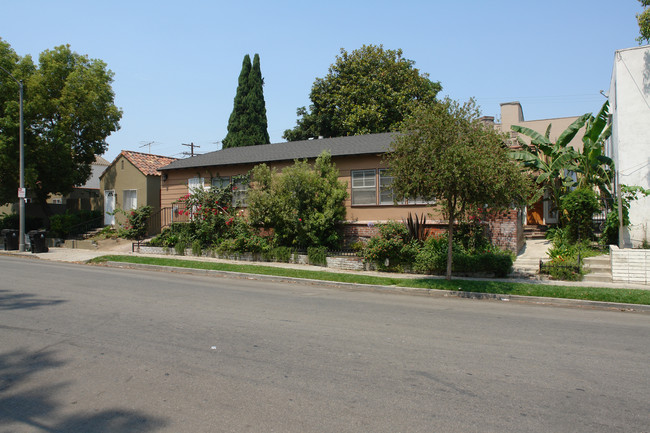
[
  {"left": 1, "top": 229, "right": 19, "bottom": 251},
  {"left": 27, "top": 230, "right": 48, "bottom": 253}
]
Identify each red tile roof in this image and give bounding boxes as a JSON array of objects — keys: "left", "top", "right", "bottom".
[{"left": 121, "top": 150, "right": 177, "bottom": 176}]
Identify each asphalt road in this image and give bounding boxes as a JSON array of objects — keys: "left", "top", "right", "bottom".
[{"left": 0, "top": 256, "right": 648, "bottom": 433}]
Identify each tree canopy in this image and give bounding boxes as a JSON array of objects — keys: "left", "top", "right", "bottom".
[
  {"left": 222, "top": 53, "right": 270, "bottom": 148},
  {"left": 386, "top": 98, "right": 530, "bottom": 279},
  {"left": 637, "top": 0, "right": 650, "bottom": 44},
  {"left": 0, "top": 39, "right": 122, "bottom": 214},
  {"left": 283, "top": 45, "right": 441, "bottom": 141}
]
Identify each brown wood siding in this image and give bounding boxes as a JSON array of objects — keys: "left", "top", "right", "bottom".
[{"left": 160, "top": 154, "right": 444, "bottom": 223}]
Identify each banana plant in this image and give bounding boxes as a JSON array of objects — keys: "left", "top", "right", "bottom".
[
  {"left": 510, "top": 114, "right": 588, "bottom": 220},
  {"left": 569, "top": 101, "right": 614, "bottom": 201}
]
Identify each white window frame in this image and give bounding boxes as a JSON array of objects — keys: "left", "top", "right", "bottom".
[
  {"left": 123, "top": 189, "right": 138, "bottom": 210},
  {"left": 188, "top": 177, "right": 206, "bottom": 194},
  {"left": 351, "top": 169, "right": 377, "bottom": 205}
]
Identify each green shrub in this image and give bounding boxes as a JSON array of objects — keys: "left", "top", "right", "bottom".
[
  {"left": 174, "top": 241, "right": 186, "bottom": 256},
  {"left": 361, "top": 221, "right": 419, "bottom": 271},
  {"left": 247, "top": 151, "right": 348, "bottom": 249},
  {"left": 413, "top": 233, "right": 513, "bottom": 277},
  {"left": 307, "top": 246, "right": 328, "bottom": 266},
  {"left": 561, "top": 188, "right": 600, "bottom": 243},
  {"left": 271, "top": 246, "right": 292, "bottom": 263},
  {"left": 191, "top": 239, "right": 202, "bottom": 256},
  {"left": 413, "top": 235, "right": 449, "bottom": 274}
]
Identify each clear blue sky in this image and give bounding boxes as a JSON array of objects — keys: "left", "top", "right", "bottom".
[{"left": 1, "top": 0, "right": 644, "bottom": 162}]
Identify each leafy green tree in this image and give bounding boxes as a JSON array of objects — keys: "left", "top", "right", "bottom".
[
  {"left": 386, "top": 98, "right": 530, "bottom": 280},
  {"left": 637, "top": 0, "right": 650, "bottom": 44},
  {"left": 247, "top": 151, "right": 348, "bottom": 248},
  {"left": 0, "top": 39, "right": 122, "bottom": 217},
  {"left": 223, "top": 53, "right": 270, "bottom": 148},
  {"left": 283, "top": 45, "right": 442, "bottom": 141}
]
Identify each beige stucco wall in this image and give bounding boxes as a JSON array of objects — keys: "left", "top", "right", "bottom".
[
  {"left": 160, "top": 154, "right": 441, "bottom": 224},
  {"left": 499, "top": 101, "right": 584, "bottom": 151}
]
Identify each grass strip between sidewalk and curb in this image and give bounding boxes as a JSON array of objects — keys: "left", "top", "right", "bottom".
[{"left": 89, "top": 255, "right": 650, "bottom": 306}]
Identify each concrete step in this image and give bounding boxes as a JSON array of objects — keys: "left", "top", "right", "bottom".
[
  {"left": 582, "top": 255, "right": 611, "bottom": 283},
  {"left": 582, "top": 273, "right": 612, "bottom": 283}
]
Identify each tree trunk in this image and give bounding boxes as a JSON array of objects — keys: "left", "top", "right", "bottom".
[{"left": 446, "top": 209, "right": 454, "bottom": 280}]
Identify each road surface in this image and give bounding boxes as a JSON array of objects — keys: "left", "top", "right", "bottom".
[{"left": 0, "top": 256, "right": 648, "bottom": 432}]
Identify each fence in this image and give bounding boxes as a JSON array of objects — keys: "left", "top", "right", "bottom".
[{"left": 146, "top": 205, "right": 190, "bottom": 234}]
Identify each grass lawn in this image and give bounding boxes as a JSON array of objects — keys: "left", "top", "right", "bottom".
[{"left": 90, "top": 255, "right": 650, "bottom": 306}]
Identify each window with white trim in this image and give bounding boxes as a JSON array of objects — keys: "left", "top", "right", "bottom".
[
  {"left": 123, "top": 189, "right": 137, "bottom": 210},
  {"left": 351, "top": 169, "right": 377, "bottom": 205},
  {"left": 188, "top": 177, "right": 206, "bottom": 194}
]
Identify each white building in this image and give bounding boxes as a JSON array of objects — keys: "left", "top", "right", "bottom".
[{"left": 607, "top": 45, "right": 650, "bottom": 247}]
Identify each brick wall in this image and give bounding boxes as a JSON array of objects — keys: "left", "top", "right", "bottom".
[{"left": 342, "top": 210, "right": 523, "bottom": 254}]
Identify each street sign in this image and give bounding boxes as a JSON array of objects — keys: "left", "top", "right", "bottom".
[{"left": 17, "top": 188, "right": 25, "bottom": 198}]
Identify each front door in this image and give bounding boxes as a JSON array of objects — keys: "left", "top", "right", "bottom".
[
  {"left": 526, "top": 199, "right": 544, "bottom": 225},
  {"left": 104, "top": 190, "right": 115, "bottom": 225}
]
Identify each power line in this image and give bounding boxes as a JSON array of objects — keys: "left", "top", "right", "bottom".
[{"left": 181, "top": 142, "right": 201, "bottom": 157}]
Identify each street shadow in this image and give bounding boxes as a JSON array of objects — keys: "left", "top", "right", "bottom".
[
  {"left": 0, "top": 289, "right": 66, "bottom": 310},
  {"left": 0, "top": 349, "right": 168, "bottom": 432}
]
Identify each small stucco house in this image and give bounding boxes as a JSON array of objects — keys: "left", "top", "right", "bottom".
[
  {"left": 100, "top": 151, "right": 176, "bottom": 230},
  {"left": 159, "top": 133, "right": 524, "bottom": 252},
  {"left": 606, "top": 44, "right": 650, "bottom": 247}
]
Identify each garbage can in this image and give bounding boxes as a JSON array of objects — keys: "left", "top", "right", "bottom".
[
  {"left": 27, "top": 230, "right": 48, "bottom": 253},
  {"left": 1, "top": 229, "right": 19, "bottom": 251}
]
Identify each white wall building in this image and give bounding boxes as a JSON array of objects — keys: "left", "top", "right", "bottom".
[{"left": 607, "top": 45, "right": 650, "bottom": 247}]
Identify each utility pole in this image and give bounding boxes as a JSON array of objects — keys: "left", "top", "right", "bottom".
[
  {"left": 182, "top": 142, "right": 200, "bottom": 157},
  {"left": 0, "top": 66, "right": 25, "bottom": 252}
]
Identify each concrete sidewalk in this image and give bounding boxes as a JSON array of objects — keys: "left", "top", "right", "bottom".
[{"left": 2, "top": 244, "right": 649, "bottom": 291}]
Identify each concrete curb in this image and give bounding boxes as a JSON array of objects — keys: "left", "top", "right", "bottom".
[{"left": 103, "top": 261, "right": 650, "bottom": 314}]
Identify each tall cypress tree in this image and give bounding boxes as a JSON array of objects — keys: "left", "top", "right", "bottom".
[
  {"left": 246, "top": 54, "right": 270, "bottom": 145},
  {"left": 223, "top": 53, "right": 270, "bottom": 148},
  {"left": 223, "top": 55, "right": 252, "bottom": 149}
]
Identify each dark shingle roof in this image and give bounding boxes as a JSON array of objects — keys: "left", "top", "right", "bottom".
[{"left": 160, "top": 132, "right": 397, "bottom": 171}]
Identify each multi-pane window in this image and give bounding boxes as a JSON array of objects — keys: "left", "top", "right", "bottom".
[
  {"left": 232, "top": 178, "right": 248, "bottom": 207},
  {"left": 212, "top": 176, "right": 230, "bottom": 190},
  {"left": 351, "top": 169, "right": 377, "bottom": 205},
  {"left": 123, "top": 189, "right": 137, "bottom": 210},
  {"left": 188, "top": 177, "right": 206, "bottom": 193},
  {"left": 379, "top": 169, "right": 406, "bottom": 205}
]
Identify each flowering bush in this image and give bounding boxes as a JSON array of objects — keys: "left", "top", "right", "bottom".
[
  {"left": 117, "top": 206, "right": 152, "bottom": 240},
  {"left": 175, "top": 185, "right": 240, "bottom": 247}
]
